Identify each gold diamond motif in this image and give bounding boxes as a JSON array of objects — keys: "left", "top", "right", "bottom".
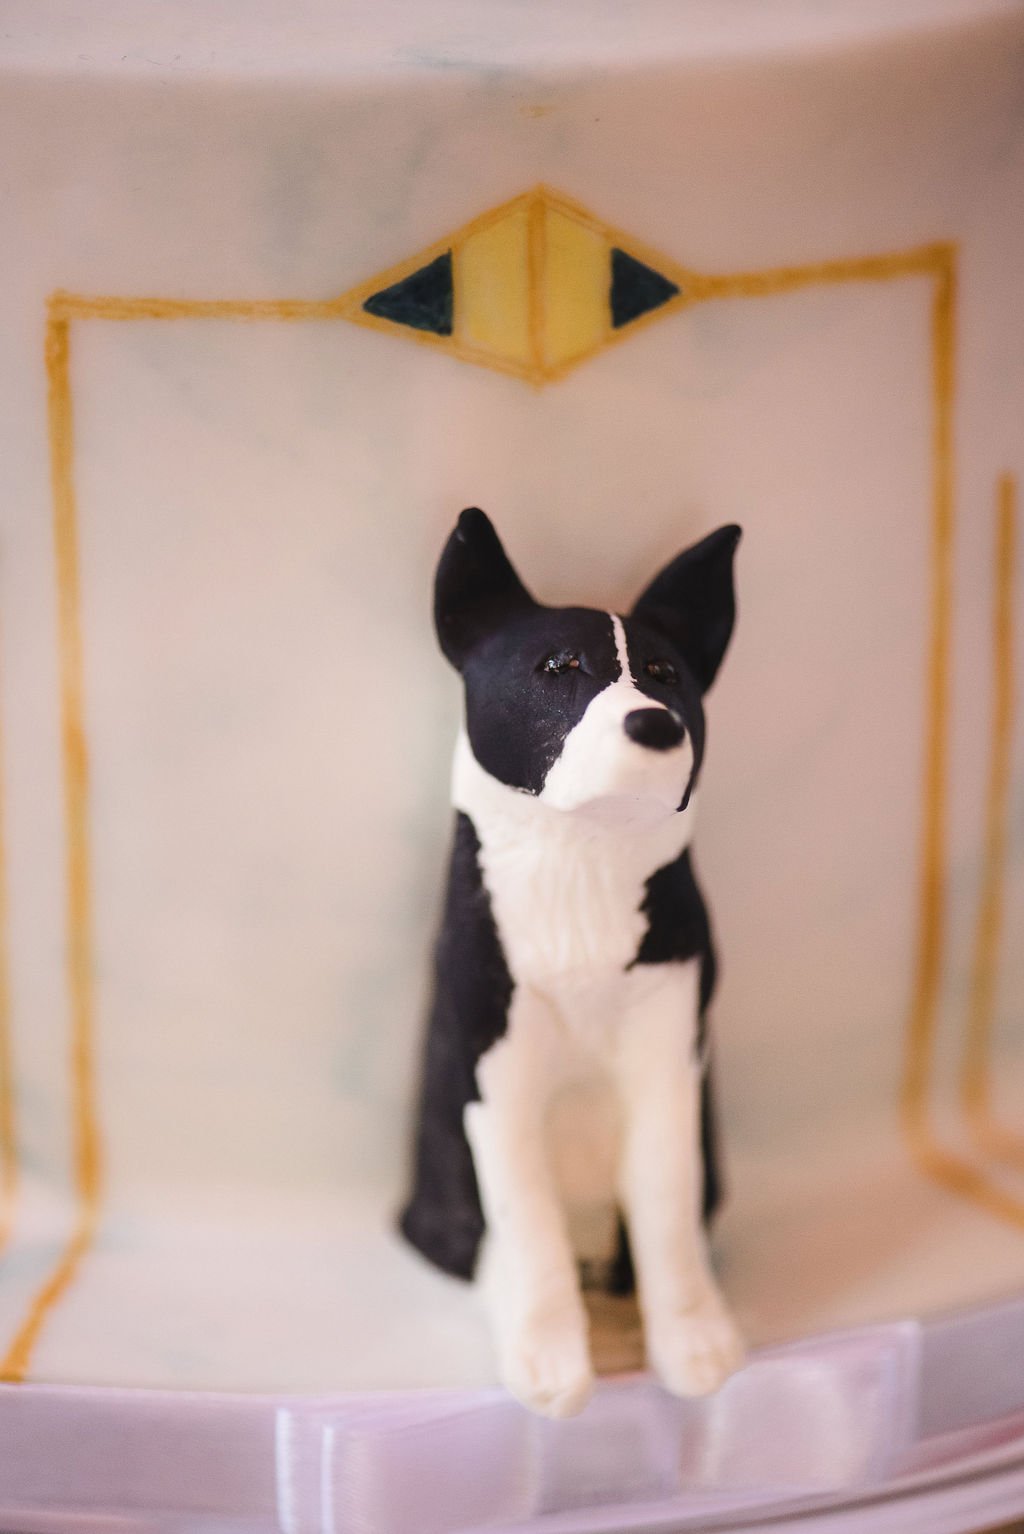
[{"left": 340, "top": 186, "right": 690, "bottom": 385}]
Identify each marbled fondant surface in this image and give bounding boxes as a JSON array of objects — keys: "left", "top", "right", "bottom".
[
  {"left": 0, "top": 2, "right": 1021, "bottom": 1389},
  {"left": 2, "top": 0, "right": 1019, "bottom": 76}
]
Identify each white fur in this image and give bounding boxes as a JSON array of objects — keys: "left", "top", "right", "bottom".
[
  {"left": 453, "top": 729, "right": 693, "bottom": 995},
  {"left": 610, "top": 612, "right": 631, "bottom": 674},
  {"left": 615, "top": 963, "right": 745, "bottom": 1397},
  {"left": 540, "top": 614, "right": 691, "bottom": 818},
  {"left": 453, "top": 623, "right": 743, "bottom": 1417}
]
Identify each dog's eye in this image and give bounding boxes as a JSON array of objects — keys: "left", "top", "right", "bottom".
[
  {"left": 645, "top": 659, "right": 679, "bottom": 686},
  {"left": 541, "top": 652, "right": 581, "bottom": 675}
]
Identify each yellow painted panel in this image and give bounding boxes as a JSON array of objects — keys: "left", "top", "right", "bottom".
[
  {"left": 542, "top": 207, "right": 609, "bottom": 368},
  {"left": 455, "top": 206, "right": 532, "bottom": 365}
]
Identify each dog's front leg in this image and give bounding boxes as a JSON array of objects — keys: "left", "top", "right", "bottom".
[
  {"left": 616, "top": 960, "right": 745, "bottom": 1397},
  {"left": 466, "top": 988, "right": 593, "bottom": 1418}
]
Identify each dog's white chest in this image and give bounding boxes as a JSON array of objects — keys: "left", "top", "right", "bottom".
[
  {"left": 452, "top": 728, "right": 693, "bottom": 1003},
  {"left": 478, "top": 830, "right": 648, "bottom": 990}
]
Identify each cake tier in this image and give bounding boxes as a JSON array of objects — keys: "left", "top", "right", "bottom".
[{"left": 0, "top": 0, "right": 1021, "bottom": 1393}]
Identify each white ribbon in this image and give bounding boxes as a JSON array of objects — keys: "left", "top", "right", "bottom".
[{"left": 279, "top": 1321, "right": 922, "bottom": 1533}]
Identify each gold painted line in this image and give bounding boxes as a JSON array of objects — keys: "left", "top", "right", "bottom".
[
  {"left": 0, "top": 312, "right": 103, "bottom": 1382},
  {"left": 454, "top": 340, "right": 540, "bottom": 386},
  {"left": 535, "top": 184, "right": 614, "bottom": 238},
  {"left": 903, "top": 1140, "right": 1024, "bottom": 1227},
  {"left": 536, "top": 181, "right": 946, "bottom": 298},
  {"left": 348, "top": 303, "right": 542, "bottom": 385},
  {"left": 690, "top": 243, "right": 952, "bottom": 300},
  {"left": 892, "top": 273, "right": 1024, "bottom": 1227},
  {"left": 962, "top": 474, "right": 1021, "bottom": 1162},
  {"left": 54, "top": 295, "right": 544, "bottom": 389},
  {"left": 450, "top": 189, "right": 534, "bottom": 246},
  {"left": 526, "top": 189, "right": 547, "bottom": 379},
  {"left": 337, "top": 189, "right": 535, "bottom": 332},
  {"left": 900, "top": 252, "right": 956, "bottom": 1145},
  {"left": 540, "top": 291, "right": 694, "bottom": 386},
  {"left": 0, "top": 634, "right": 15, "bottom": 1259},
  {"left": 534, "top": 183, "right": 708, "bottom": 283},
  {"left": 51, "top": 292, "right": 346, "bottom": 323},
  {"left": 540, "top": 243, "right": 950, "bottom": 386},
  {"left": 340, "top": 299, "right": 456, "bottom": 354}
]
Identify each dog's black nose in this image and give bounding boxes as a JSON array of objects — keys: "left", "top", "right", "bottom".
[{"left": 623, "top": 708, "right": 685, "bottom": 751}]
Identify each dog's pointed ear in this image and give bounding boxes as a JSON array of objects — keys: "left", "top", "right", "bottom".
[
  {"left": 434, "top": 508, "right": 537, "bottom": 670},
  {"left": 631, "top": 524, "right": 742, "bottom": 693}
]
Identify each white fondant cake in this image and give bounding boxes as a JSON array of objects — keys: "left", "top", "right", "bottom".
[{"left": 0, "top": 0, "right": 1022, "bottom": 1395}]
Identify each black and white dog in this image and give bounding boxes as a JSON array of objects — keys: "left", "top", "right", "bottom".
[{"left": 401, "top": 509, "right": 743, "bottom": 1417}]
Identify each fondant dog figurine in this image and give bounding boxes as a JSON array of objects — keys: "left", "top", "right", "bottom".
[{"left": 401, "top": 509, "right": 743, "bottom": 1417}]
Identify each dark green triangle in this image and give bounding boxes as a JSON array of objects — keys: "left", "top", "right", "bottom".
[
  {"left": 610, "top": 247, "right": 680, "bottom": 329},
  {"left": 363, "top": 251, "right": 454, "bottom": 336}
]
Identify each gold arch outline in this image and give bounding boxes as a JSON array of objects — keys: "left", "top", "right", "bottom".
[
  {"left": 2, "top": 187, "right": 1017, "bottom": 1380},
  {"left": 0, "top": 638, "right": 15, "bottom": 1260},
  {"left": 960, "top": 476, "right": 1020, "bottom": 1164}
]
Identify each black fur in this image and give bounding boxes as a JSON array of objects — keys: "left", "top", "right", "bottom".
[
  {"left": 463, "top": 608, "right": 622, "bottom": 794},
  {"left": 434, "top": 508, "right": 537, "bottom": 671},
  {"left": 631, "top": 524, "right": 741, "bottom": 695},
  {"left": 631, "top": 847, "right": 717, "bottom": 1024},
  {"left": 399, "top": 812, "right": 512, "bottom": 1279}
]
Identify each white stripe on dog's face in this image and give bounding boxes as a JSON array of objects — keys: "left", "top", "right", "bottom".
[
  {"left": 540, "top": 614, "right": 693, "bottom": 819},
  {"left": 610, "top": 613, "right": 631, "bottom": 678}
]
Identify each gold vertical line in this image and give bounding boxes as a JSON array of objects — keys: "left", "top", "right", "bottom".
[
  {"left": 961, "top": 474, "right": 1019, "bottom": 1156},
  {"left": 0, "top": 312, "right": 103, "bottom": 1383},
  {"left": 527, "top": 190, "right": 547, "bottom": 383},
  {"left": 895, "top": 266, "right": 1024, "bottom": 1229},
  {"left": 900, "top": 252, "right": 956, "bottom": 1145},
  {"left": 0, "top": 636, "right": 15, "bottom": 1257}
]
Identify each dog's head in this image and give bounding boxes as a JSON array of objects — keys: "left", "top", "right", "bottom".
[{"left": 436, "top": 509, "right": 740, "bottom": 821}]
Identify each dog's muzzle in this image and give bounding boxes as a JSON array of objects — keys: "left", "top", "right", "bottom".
[{"left": 623, "top": 708, "right": 685, "bottom": 752}]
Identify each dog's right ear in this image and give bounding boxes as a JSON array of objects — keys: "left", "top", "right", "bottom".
[
  {"left": 631, "top": 524, "right": 741, "bottom": 694},
  {"left": 434, "top": 508, "right": 537, "bottom": 670}
]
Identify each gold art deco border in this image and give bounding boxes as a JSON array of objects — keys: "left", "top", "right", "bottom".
[
  {"left": 0, "top": 653, "right": 14, "bottom": 1264},
  {"left": 0, "top": 186, "right": 1017, "bottom": 1379},
  {"left": 960, "top": 475, "right": 1019, "bottom": 1165}
]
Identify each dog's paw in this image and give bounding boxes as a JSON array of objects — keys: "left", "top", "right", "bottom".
[
  {"left": 647, "top": 1294, "right": 745, "bottom": 1398},
  {"left": 499, "top": 1304, "right": 594, "bottom": 1419}
]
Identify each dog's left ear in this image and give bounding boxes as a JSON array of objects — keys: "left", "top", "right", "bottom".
[{"left": 631, "top": 524, "right": 742, "bottom": 693}]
